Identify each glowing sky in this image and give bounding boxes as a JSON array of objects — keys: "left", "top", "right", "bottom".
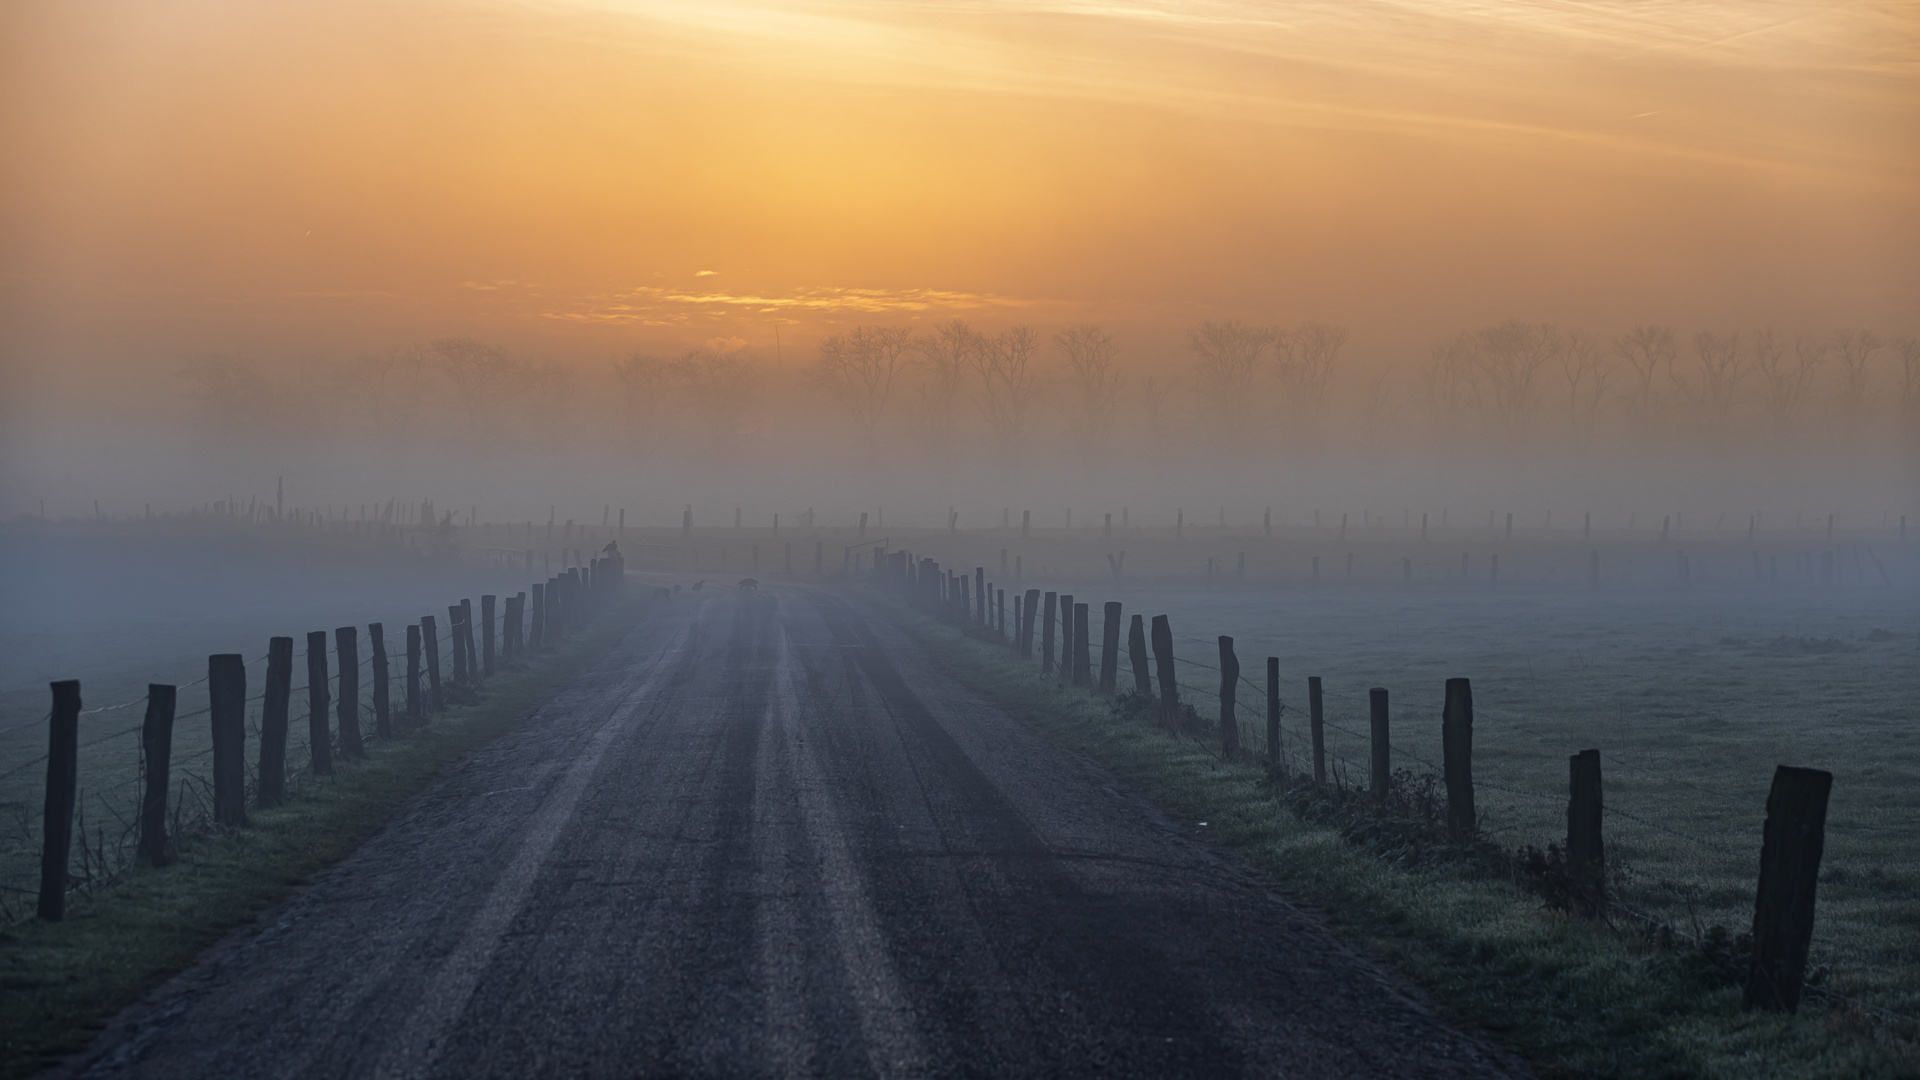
[{"left": 3, "top": 0, "right": 1915, "bottom": 365}]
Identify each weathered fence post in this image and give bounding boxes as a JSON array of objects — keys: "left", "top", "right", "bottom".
[
  {"left": 421, "top": 615, "right": 444, "bottom": 714},
  {"left": 39, "top": 680, "right": 81, "bottom": 920},
  {"left": 369, "top": 623, "right": 391, "bottom": 739},
  {"left": 1041, "top": 592, "right": 1058, "bottom": 674},
  {"left": 1128, "top": 615, "right": 1151, "bottom": 695},
  {"left": 1057, "top": 594, "right": 1076, "bottom": 686},
  {"left": 1151, "top": 615, "right": 1178, "bottom": 730},
  {"left": 306, "top": 631, "right": 333, "bottom": 774},
  {"left": 1073, "top": 603, "right": 1091, "bottom": 688},
  {"left": 1568, "top": 749, "right": 1604, "bottom": 908},
  {"left": 209, "top": 653, "right": 248, "bottom": 825},
  {"left": 1098, "top": 602, "right": 1122, "bottom": 695},
  {"left": 482, "top": 595, "right": 496, "bottom": 676},
  {"left": 1744, "top": 765, "right": 1833, "bottom": 1013},
  {"left": 1369, "top": 687, "right": 1390, "bottom": 802},
  {"left": 448, "top": 605, "right": 469, "bottom": 683},
  {"left": 1021, "top": 589, "right": 1040, "bottom": 657},
  {"left": 1265, "top": 657, "right": 1280, "bottom": 766},
  {"left": 1442, "top": 677, "right": 1475, "bottom": 843},
  {"left": 1309, "top": 676, "right": 1326, "bottom": 784},
  {"left": 461, "top": 598, "right": 480, "bottom": 677},
  {"left": 140, "top": 683, "right": 176, "bottom": 865},
  {"left": 336, "top": 627, "right": 364, "bottom": 759},
  {"left": 1218, "top": 636, "right": 1240, "bottom": 755},
  {"left": 405, "top": 624, "right": 422, "bottom": 719},
  {"left": 259, "top": 637, "right": 293, "bottom": 805},
  {"left": 529, "top": 583, "right": 545, "bottom": 651}
]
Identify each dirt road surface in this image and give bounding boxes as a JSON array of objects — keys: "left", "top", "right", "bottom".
[{"left": 57, "top": 587, "right": 1526, "bottom": 1079}]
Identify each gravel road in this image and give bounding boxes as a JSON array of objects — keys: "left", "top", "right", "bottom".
[{"left": 57, "top": 587, "right": 1526, "bottom": 1079}]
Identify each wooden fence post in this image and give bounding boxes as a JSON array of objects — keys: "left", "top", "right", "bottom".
[
  {"left": 1129, "top": 615, "right": 1151, "bottom": 695},
  {"left": 306, "top": 631, "right": 333, "bottom": 774},
  {"left": 1098, "top": 602, "right": 1122, "bottom": 695},
  {"left": 1568, "top": 749, "right": 1604, "bottom": 908},
  {"left": 1442, "top": 677, "right": 1475, "bottom": 842},
  {"left": 421, "top": 616, "right": 443, "bottom": 714},
  {"left": 1058, "top": 594, "right": 1076, "bottom": 686},
  {"left": 447, "top": 605, "right": 469, "bottom": 683},
  {"left": 1265, "top": 657, "right": 1280, "bottom": 766},
  {"left": 976, "top": 567, "right": 987, "bottom": 624},
  {"left": 1041, "top": 592, "right": 1058, "bottom": 674},
  {"left": 1744, "top": 765, "right": 1833, "bottom": 1013},
  {"left": 482, "top": 595, "right": 496, "bottom": 676},
  {"left": 39, "top": 681, "right": 81, "bottom": 920},
  {"left": 461, "top": 598, "right": 480, "bottom": 677},
  {"left": 1073, "top": 603, "right": 1092, "bottom": 688},
  {"left": 209, "top": 653, "right": 248, "bottom": 825},
  {"left": 405, "top": 624, "right": 422, "bottom": 719},
  {"left": 259, "top": 637, "right": 293, "bottom": 805},
  {"left": 1151, "top": 615, "right": 1178, "bottom": 730},
  {"left": 1369, "top": 687, "right": 1390, "bottom": 802},
  {"left": 140, "top": 683, "right": 176, "bottom": 865},
  {"left": 336, "top": 627, "right": 364, "bottom": 759},
  {"left": 1022, "top": 589, "right": 1041, "bottom": 657},
  {"left": 369, "top": 623, "right": 391, "bottom": 740},
  {"left": 1309, "top": 676, "right": 1326, "bottom": 784},
  {"left": 1218, "top": 636, "right": 1240, "bottom": 754},
  {"left": 529, "top": 583, "right": 545, "bottom": 651}
]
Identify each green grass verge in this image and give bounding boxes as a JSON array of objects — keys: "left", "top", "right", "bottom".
[
  {"left": 881, "top": 595, "right": 1919, "bottom": 1080},
  {"left": 0, "top": 602, "right": 646, "bottom": 1078}
]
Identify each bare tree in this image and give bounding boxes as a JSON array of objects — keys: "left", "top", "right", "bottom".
[
  {"left": 813, "top": 325, "right": 914, "bottom": 453},
  {"left": 1897, "top": 337, "right": 1920, "bottom": 418},
  {"left": 1751, "top": 328, "right": 1817, "bottom": 428},
  {"left": 1613, "top": 325, "right": 1676, "bottom": 413},
  {"left": 668, "top": 346, "right": 757, "bottom": 457},
  {"left": 1187, "top": 321, "right": 1271, "bottom": 443},
  {"left": 1833, "top": 329, "right": 1884, "bottom": 416},
  {"left": 1471, "top": 320, "right": 1557, "bottom": 429},
  {"left": 1555, "top": 330, "right": 1610, "bottom": 444},
  {"left": 1674, "top": 330, "right": 1744, "bottom": 429},
  {"left": 1055, "top": 324, "right": 1123, "bottom": 466},
  {"left": 973, "top": 326, "right": 1042, "bottom": 462},
  {"left": 431, "top": 337, "right": 523, "bottom": 433},
  {"left": 612, "top": 351, "right": 672, "bottom": 448},
  {"left": 913, "top": 319, "right": 981, "bottom": 460},
  {"left": 1274, "top": 322, "right": 1348, "bottom": 411}
]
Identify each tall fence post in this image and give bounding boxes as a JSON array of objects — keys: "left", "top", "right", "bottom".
[
  {"left": 1744, "top": 766, "right": 1833, "bottom": 1013},
  {"left": 335, "top": 627, "right": 364, "bottom": 759},
  {"left": 140, "top": 683, "right": 176, "bottom": 865},
  {"left": 1568, "top": 749, "right": 1604, "bottom": 909},
  {"left": 1265, "top": 657, "right": 1280, "bottom": 766},
  {"left": 482, "top": 595, "right": 496, "bottom": 676},
  {"left": 1151, "top": 615, "right": 1178, "bottom": 731},
  {"left": 1021, "top": 589, "right": 1040, "bottom": 657},
  {"left": 209, "top": 653, "right": 248, "bottom": 825},
  {"left": 1442, "top": 677, "right": 1475, "bottom": 842},
  {"left": 1368, "top": 687, "right": 1390, "bottom": 802},
  {"left": 369, "top": 622, "right": 392, "bottom": 740},
  {"left": 1073, "top": 603, "right": 1092, "bottom": 688},
  {"left": 259, "top": 637, "right": 293, "bottom": 806},
  {"left": 1309, "top": 676, "right": 1326, "bottom": 784},
  {"left": 39, "top": 680, "right": 81, "bottom": 920},
  {"left": 1218, "top": 636, "right": 1240, "bottom": 755},
  {"left": 306, "top": 631, "right": 333, "bottom": 775},
  {"left": 405, "top": 624, "right": 422, "bottom": 719},
  {"left": 1041, "top": 592, "right": 1058, "bottom": 674},
  {"left": 462, "top": 597, "right": 480, "bottom": 677},
  {"left": 1098, "top": 602, "right": 1122, "bottom": 695},
  {"left": 1128, "top": 615, "right": 1151, "bottom": 695}
]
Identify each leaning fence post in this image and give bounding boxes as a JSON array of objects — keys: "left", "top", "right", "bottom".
[
  {"left": 335, "top": 627, "right": 364, "bottom": 759},
  {"left": 39, "top": 680, "right": 81, "bottom": 920},
  {"left": 1442, "top": 677, "right": 1475, "bottom": 842},
  {"left": 461, "top": 597, "right": 480, "bottom": 676},
  {"left": 140, "top": 683, "right": 176, "bottom": 865},
  {"left": 1369, "top": 687, "right": 1390, "bottom": 802},
  {"left": 1308, "top": 677, "right": 1326, "bottom": 784},
  {"left": 482, "top": 594, "right": 496, "bottom": 676},
  {"left": 421, "top": 615, "right": 444, "bottom": 713},
  {"left": 1744, "top": 765, "right": 1833, "bottom": 1013},
  {"left": 1098, "top": 602, "right": 1122, "bottom": 695},
  {"left": 369, "top": 623, "right": 391, "bottom": 740},
  {"left": 1218, "top": 636, "right": 1240, "bottom": 755},
  {"left": 1041, "top": 592, "right": 1058, "bottom": 674},
  {"left": 1151, "top": 615, "right": 1178, "bottom": 730},
  {"left": 306, "top": 631, "right": 333, "bottom": 774},
  {"left": 209, "top": 653, "right": 248, "bottom": 825},
  {"left": 259, "top": 637, "right": 293, "bottom": 805},
  {"left": 1129, "top": 615, "right": 1151, "bottom": 695},
  {"left": 405, "top": 624, "right": 422, "bottom": 719},
  {"left": 1265, "top": 657, "right": 1280, "bottom": 766},
  {"left": 1568, "top": 749, "right": 1604, "bottom": 908}
]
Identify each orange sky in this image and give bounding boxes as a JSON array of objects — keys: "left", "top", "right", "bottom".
[{"left": 3, "top": 0, "right": 1916, "bottom": 369}]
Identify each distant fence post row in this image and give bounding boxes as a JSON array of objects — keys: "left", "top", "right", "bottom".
[
  {"left": 870, "top": 543, "right": 1835, "bottom": 1014},
  {"left": 30, "top": 550, "right": 628, "bottom": 926}
]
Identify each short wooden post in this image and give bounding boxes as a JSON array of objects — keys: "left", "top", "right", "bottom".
[
  {"left": 1567, "top": 749, "right": 1604, "bottom": 907},
  {"left": 1265, "top": 657, "right": 1280, "bottom": 766},
  {"left": 1218, "top": 636, "right": 1240, "bottom": 754},
  {"left": 39, "top": 681, "right": 81, "bottom": 920},
  {"left": 1021, "top": 589, "right": 1040, "bottom": 657},
  {"left": 1098, "top": 602, "right": 1122, "bottom": 695},
  {"left": 1309, "top": 676, "right": 1326, "bottom": 784},
  {"left": 1041, "top": 592, "right": 1058, "bottom": 673},
  {"left": 209, "top": 653, "right": 248, "bottom": 825},
  {"left": 405, "top": 624, "right": 422, "bottom": 719},
  {"left": 529, "top": 583, "right": 545, "bottom": 650},
  {"left": 461, "top": 598, "right": 479, "bottom": 677},
  {"left": 1744, "top": 766, "right": 1833, "bottom": 1013},
  {"left": 1442, "top": 677, "right": 1475, "bottom": 842},
  {"left": 482, "top": 595, "right": 496, "bottom": 676},
  {"left": 259, "top": 637, "right": 293, "bottom": 805},
  {"left": 140, "top": 684, "right": 176, "bottom": 865},
  {"left": 1128, "top": 614, "right": 1151, "bottom": 695},
  {"left": 306, "top": 631, "right": 333, "bottom": 774},
  {"left": 1151, "top": 615, "right": 1178, "bottom": 730},
  {"left": 335, "top": 627, "right": 364, "bottom": 759},
  {"left": 421, "top": 616, "right": 443, "bottom": 714},
  {"left": 369, "top": 623, "right": 391, "bottom": 740},
  {"left": 1073, "top": 603, "right": 1092, "bottom": 688},
  {"left": 1369, "top": 687, "right": 1390, "bottom": 802}
]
